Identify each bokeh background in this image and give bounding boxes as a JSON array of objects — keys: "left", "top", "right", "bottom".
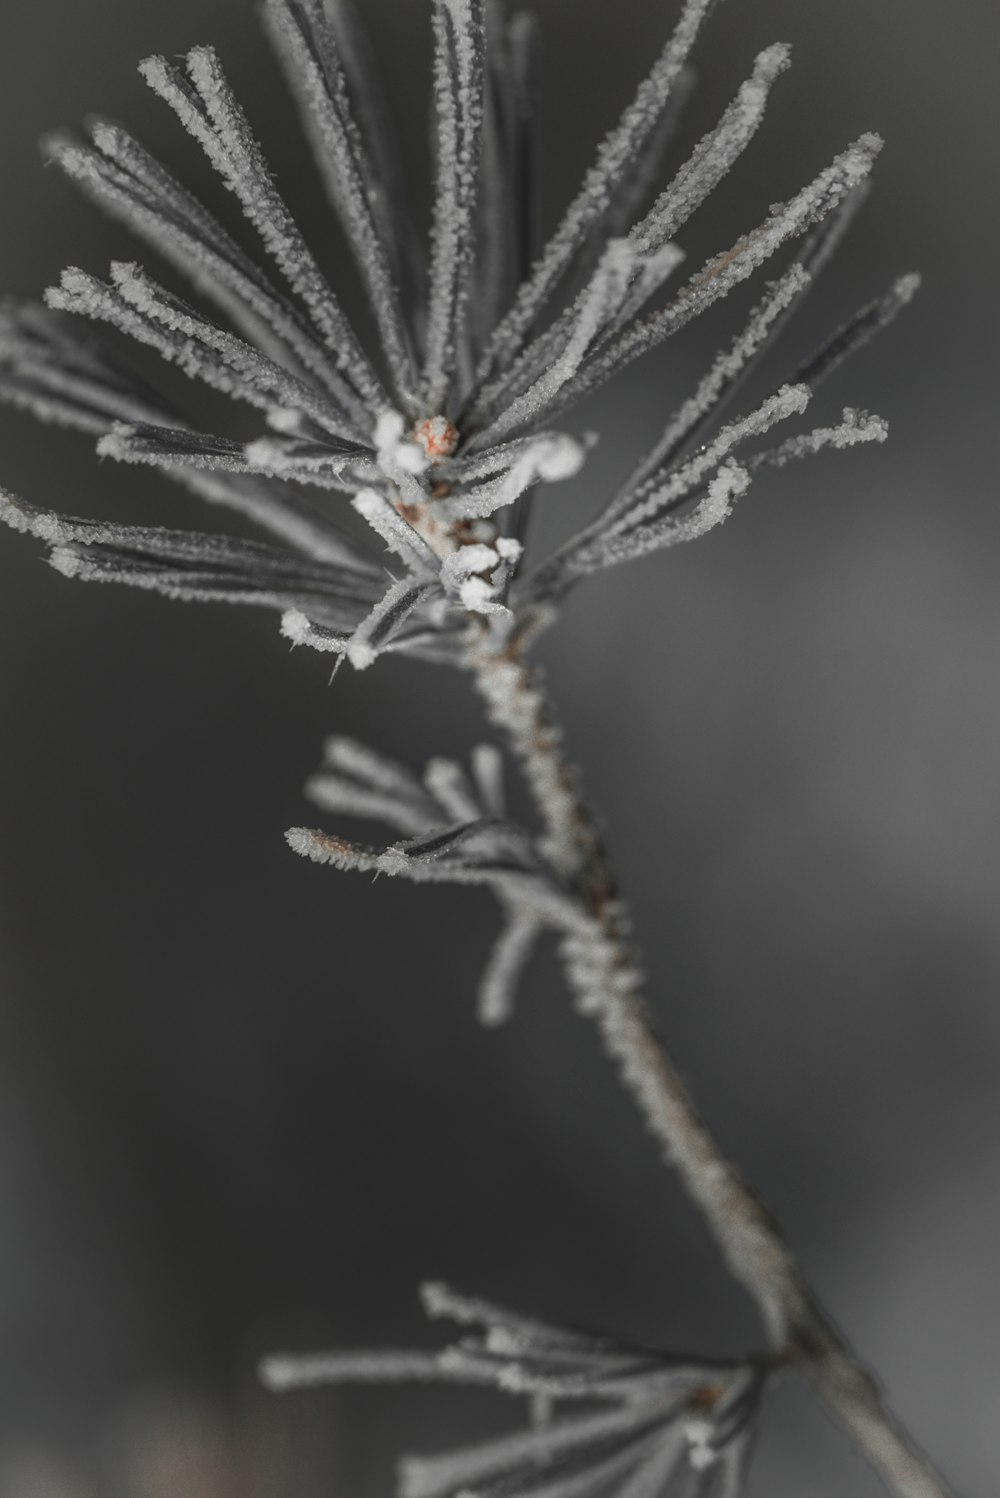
[{"left": 0, "top": 1, "right": 997, "bottom": 1494}]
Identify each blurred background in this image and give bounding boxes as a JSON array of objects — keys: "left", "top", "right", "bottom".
[{"left": 0, "top": 1, "right": 997, "bottom": 1494}]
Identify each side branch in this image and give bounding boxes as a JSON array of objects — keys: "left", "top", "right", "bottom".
[{"left": 466, "top": 625, "right": 957, "bottom": 1498}]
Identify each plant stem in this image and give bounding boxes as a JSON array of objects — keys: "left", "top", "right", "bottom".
[{"left": 466, "top": 624, "right": 958, "bottom": 1498}]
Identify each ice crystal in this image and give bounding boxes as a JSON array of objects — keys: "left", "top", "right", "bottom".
[
  {"left": 260, "top": 1282, "right": 768, "bottom": 1498},
  {"left": 0, "top": 0, "right": 913, "bottom": 674}
]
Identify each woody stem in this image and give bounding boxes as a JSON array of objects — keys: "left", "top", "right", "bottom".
[{"left": 465, "top": 623, "right": 957, "bottom": 1498}]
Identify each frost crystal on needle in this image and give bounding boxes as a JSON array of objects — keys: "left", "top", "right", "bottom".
[{"left": 0, "top": 0, "right": 912, "bottom": 674}]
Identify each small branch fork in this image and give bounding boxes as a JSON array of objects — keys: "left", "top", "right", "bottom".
[{"left": 466, "top": 622, "right": 957, "bottom": 1498}]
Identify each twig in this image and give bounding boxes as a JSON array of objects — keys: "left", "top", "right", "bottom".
[{"left": 467, "top": 624, "right": 958, "bottom": 1498}]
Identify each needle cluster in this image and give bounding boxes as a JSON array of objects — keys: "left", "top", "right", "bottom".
[
  {"left": 261, "top": 1283, "right": 769, "bottom": 1498},
  {"left": 0, "top": 0, "right": 911, "bottom": 673}
]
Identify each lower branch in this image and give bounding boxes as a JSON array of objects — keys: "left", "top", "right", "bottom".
[{"left": 466, "top": 624, "right": 957, "bottom": 1498}]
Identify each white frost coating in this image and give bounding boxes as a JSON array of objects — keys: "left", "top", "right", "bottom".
[
  {"left": 443, "top": 434, "right": 584, "bottom": 522},
  {"left": 48, "top": 544, "right": 298, "bottom": 609},
  {"left": 256, "top": 1287, "right": 764, "bottom": 1494},
  {"left": 438, "top": 541, "right": 513, "bottom": 615},
  {"left": 797, "top": 272, "right": 921, "bottom": 392},
  {"left": 710, "top": 1448, "right": 748, "bottom": 1498},
  {"left": 241, "top": 435, "right": 358, "bottom": 486},
  {"left": 605, "top": 385, "right": 808, "bottom": 540},
  {"left": 322, "top": 735, "right": 432, "bottom": 803},
  {"left": 305, "top": 774, "right": 433, "bottom": 837},
  {"left": 46, "top": 126, "right": 364, "bottom": 433},
  {"left": 613, "top": 263, "right": 811, "bottom": 517},
  {"left": 421, "top": 1281, "right": 577, "bottom": 1342},
  {"left": 375, "top": 410, "right": 431, "bottom": 475},
  {"left": 317, "top": 0, "right": 415, "bottom": 267},
  {"left": 554, "top": 889, "right": 804, "bottom": 1342},
  {"left": 529, "top": 265, "right": 816, "bottom": 593},
  {"left": 460, "top": 575, "right": 510, "bottom": 615},
  {"left": 280, "top": 607, "right": 348, "bottom": 653},
  {"left": 603, "top": 241, "right": 686, "bottom": 340},
  {"left": 750, "top": 407, "right": 888, "bottom": 470},
  {"left": 46, "top": 268, "right": 219, "bottom": 388},
  {"left": 470, "top": 645, "right": 584, "bottom": 879},
  {"left": 0, "top": 8, "right": 912, "bottom": 744},
  {"left": 352, "top": 488, "right": 438, "bottom": 572},
  {"left": 546, "top": 134, "right": 883, "bottom": 422},
  {"left": 443, "top": 542, "right": 502, "bottom": 579},
  {"left": 47, "top": 263, "right": 336, "bottom": 431},
  {"left": 571, "top": 463, "right": 748, "bottom": 577},
  {"left": 261, "top": 1349, "right": 444, "bottom": 1392},
  {"left": 110, "top": 427, "right": 231, "bottom": 468},
  {"left": 1, "top": 493, "right": 353, "bottom": 589},
  {"left": 476, "top": 0, "right": 716, "bottom": 386},
  {"left": 6, "top": 489, "right": 379, "bottom": 616},
  {"left": 139, "top": 47, "right": 383, "bottom": 416},
  {"left": 256, "top": 1278, "right": 765, "bottom": 1498},
  {"left": 422, "top": 0, "right": 487, "bottom": 411},
  {"left": 2, "top": 29, "right": 931, "bottom": 1483},
  {"left": 267, "top": 406, "right": 304, "bottom": 434},
  {"left": 36, "top": 522, "right": 377, "bottom": 621},
  {"left": 471, "top": 237, "right": 681, "bottom": 437},
  {"left": 495, "top": 537, "right": 523, "bottom": 564},
  {"left": 664, "top": 460, "right": 748, "bottom": 544},
  {"left": 442, "top": 432, "right": 579, "bottom": 484},
  {"left": 374, "top": 409, "right": 405, "bottom": 450},
  {"left": 0, "top": 300, "right": 175, "bottom": 433},
  {"left": 263, "top": 0, "right": 416, "bottom": 401},
  {"left": 0, "top": 489, "right": 62, "bottom": 541},
  {"left": 425, "top": 757, "right": 482, "bottom": 823},
  {"left": 285, "top": 825, "right": 544, "bottom": 893},
  {"left": 537, "top": 435, "right": 587, "bottom": 483},
  {"left": 632, "top": 44, "right": 790, "bottom": 256},
  {"left": 477, "top": 909, "right": 542, "bottom": 1026},
  {"left": 477, "top": 1432, "right": 659, "bottom": 1498},
  {"left": 108, "top": 261, "right": 335, "bottom": 426},
  {"left": 425, "top": 1281, "right": 636, "bottom": 1359},
  {"left": 326, "top": 577, "right": 440, "bottom": 670},
  {"left": 482, "top": 240, "right": 637, "bottom": 445},
  {"left": 891, "top": 271, "right": 921, "bottom": 306},
  {"left": 400, "top": 1401, "right": 659, "bottom": 1498},
  {"left": 613, "top": 1427, "right": 688, "bottom": 1498},
  {"left": 0, "top": 378, "right": 114, "bottom": 435},
  {"left": 473, "top": 4, "right": 537, "bottom": 334},
  {"left": 437, "top": 1341, "right": 618, "bottom": 1402},
  {"left": 48, "top": 547, "right": 86, "bottom": 579},
  {"left": 496, "top": 40, "right": 791, "bottom": 395},
  {"left": 684, "top": 1419, "right": 718, "bottom": 1470},
  {"left": 471, "top": 743, "right": 505, "bottom": 818},
  {"left": 0, "top": 349, "right": 152, "bottom": 433}
]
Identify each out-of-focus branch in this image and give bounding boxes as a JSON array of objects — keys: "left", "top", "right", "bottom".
[{"left": 467, "top": 625, "right": 958, "bottom": 1498}]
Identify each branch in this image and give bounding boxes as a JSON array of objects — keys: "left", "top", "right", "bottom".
[{"left": 465, "top": 624, "right": 958, "bottom": 1498}]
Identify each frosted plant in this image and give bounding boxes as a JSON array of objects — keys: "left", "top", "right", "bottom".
[{"left": 0, "top": 2, "right": 957, "bottom": 1496}]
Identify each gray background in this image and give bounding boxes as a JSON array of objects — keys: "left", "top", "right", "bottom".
[{"left": 0, "top": 1, "right": 997, "bottom": 1494}]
